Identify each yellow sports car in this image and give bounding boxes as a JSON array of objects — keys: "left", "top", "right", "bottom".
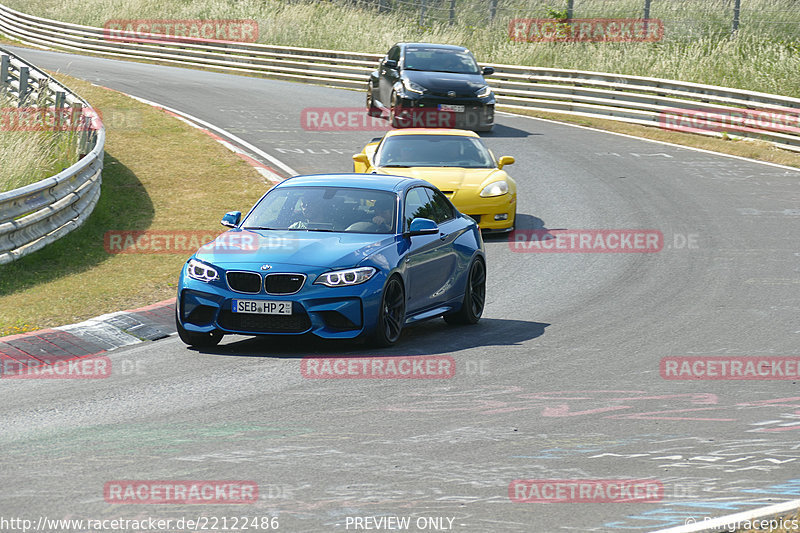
[{"left": 353, "top": 129, "right": 516, "bottom": 231}]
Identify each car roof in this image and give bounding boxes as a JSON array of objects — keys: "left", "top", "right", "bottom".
[
  {"left": 278, "top": 173, "right": 424, "bottom": 193},
  {"left": 399, "top": 43, "right": 470, "bottom": 53},
  {"left": 382, "top": 128, "right": 481, "bottom": 139}
]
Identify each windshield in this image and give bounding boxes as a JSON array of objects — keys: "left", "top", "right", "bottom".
[
  {"left": 402, "top": 47, "right": 480, "bottom": 74},
  {"left": 376, "top": 135, "right": 495, "bottom": 168},
  {"left": 242, "top": 186, "right": 398, "bottom": 234}
]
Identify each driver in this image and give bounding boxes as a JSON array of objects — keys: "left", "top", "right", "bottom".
[
  {"left": 370, "top": 197, "right": 396, "bottom": 232},
  {"left": 383, "top": 143, "right": 417, "bottom": 165}
]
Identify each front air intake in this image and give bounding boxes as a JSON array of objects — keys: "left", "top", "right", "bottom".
[
  {"left": 226, "top": 271, "right": 262, "bottom": 293},
  {"left": 265, "top": 273, "right": 305, "bottom": 294}
]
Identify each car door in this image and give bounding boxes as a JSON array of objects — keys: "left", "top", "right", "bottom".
[
  {"left": 379, "top": 45, "right": 401, "bottom": 107},
  {"left": 423, "top": 186, "right": 463, "bottom": 303},
  {"left": 403, "top": 186, "right": 459, "bottom": 314}
]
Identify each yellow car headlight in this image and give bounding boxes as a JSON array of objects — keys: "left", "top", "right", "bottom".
[{"left": 480, "top": 180, "right": 508, "bottom": 197}]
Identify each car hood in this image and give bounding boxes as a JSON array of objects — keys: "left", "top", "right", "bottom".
[
  {"left": 194, "top": 229, "right": 396, "bottom": 268},
  {"left": 404, "top": 70, "right": 486, "bottom": 93},
  {"left": 376, "top": 166, "right": 500, "bottom": 191}
]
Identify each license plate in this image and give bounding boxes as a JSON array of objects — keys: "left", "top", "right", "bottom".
[
  {"left": 438, "top": 104, "right": 465, "bottom": 113},
  {"left": 232, "top": 300, "right": 292, "bottom": 315}
]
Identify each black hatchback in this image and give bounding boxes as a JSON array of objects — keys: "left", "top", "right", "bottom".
[{"left": 367, "top": 43, "right": 496, "bottom": 132}]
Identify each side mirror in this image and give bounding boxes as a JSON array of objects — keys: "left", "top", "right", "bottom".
[
  {"left": 384, "top": 59, "right": 398, "bottom": 70},
  {"left": 482, "top": 66, "right": 495, "bottom": 76},
  {"left": 221, "top": 211, "right": 241, "bottom": 228},
  {"left": 352, "top": 153, "right": 370, "bottom": 173},
  {"left": 497, "top": 156, "right": 515, "bottom": 169},
  {"left": 407, "top": 217, "right": 439, "bottom": 236}
]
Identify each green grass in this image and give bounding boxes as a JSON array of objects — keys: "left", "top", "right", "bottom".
[
  {"left": 0, "top": 92, "right": 80, "bottom": 192},
  {"left": 0, "top": 73, "right": 268, "bottom": 334},
  {"left": 4, "top": 0, "right": 800, "bottom": 97}
]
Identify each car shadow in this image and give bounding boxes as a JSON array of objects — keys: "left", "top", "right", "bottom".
[
  {"left": 481, "top": 213, "right": 549, "bottom": 243},
  {"left": 479, "top": 123, "right": 540, "bottom": 138},
  {"left": 193, "top": 318, "right": 549, "bottom": 358}
]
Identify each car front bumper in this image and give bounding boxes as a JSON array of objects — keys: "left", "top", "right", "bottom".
[
  {"left": 395, "top": 93, "right": 494, "bottom": 130},
  {"left": 177, "top": 265, "right": 387, "bottom": 339},
  {"left": 446, "top": 192, "right": 516, "bottom": 231}
]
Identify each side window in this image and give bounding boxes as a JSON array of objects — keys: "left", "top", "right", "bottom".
[
  {"left": 404, "top": 187, "right": 435, "bottom": 230},
  {"left": 424, "top": 188, "right": 455, "bottom": 224}
]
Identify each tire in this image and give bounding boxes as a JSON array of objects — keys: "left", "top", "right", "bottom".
[
  {"left": 389, "top": 91, "right": 403, "bottom": 128},
  {"left": 366, "top": 84, "right": 382, "bottom": 117},
  {"left": 372, "top": 276, "right": 405, "bottom": 347},
  {"left": 444, "top": 258, "right": 486, "bottom": 325},
  {"left": 176, "top": 312, "right": 223, "bottom": 348}
]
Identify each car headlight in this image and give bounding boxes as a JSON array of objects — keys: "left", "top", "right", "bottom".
[
  {"left": 476, "top": 85, "right": 492, "bottom": 98},
  {"left": 314, "top": 267, "right": 376, "bottom": 287},
  {"left": 402, "top": 79, "right": 426, "bottom": 95},
  {"left": 186, "top": 258, "right": 219, "bottom": 282},
  {"left": 480, "top": 180, "right": 509, "bottom": 197}
]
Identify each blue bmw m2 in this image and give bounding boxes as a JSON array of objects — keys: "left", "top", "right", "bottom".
[{"left": 176, "top": 173, "right": 486, "bottom": 347}]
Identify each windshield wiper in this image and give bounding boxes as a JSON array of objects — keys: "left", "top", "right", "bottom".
[
  {"left": 242, "top": 226, "right": 277, "bottom": 230},
  {"left": 429, "top": 69, "right": 478, "bottom": 74},
  {"left": 381, "top": 164, "right": 412, "bottom": 168}
]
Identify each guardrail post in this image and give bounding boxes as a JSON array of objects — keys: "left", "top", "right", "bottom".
[
  {"left": 54, "top": 91, "right": 65, "bottom": 130},
  {"left": 449, "top": 0, "right": 455, "bottom": 25},
  {"left": 489, "top": 0, "right": 497, "bottom": 21},
  {"left": 732, "top": 0, "right": 741, "bottom": 33},
  {"left": 419, "top": 0, "right": 426, "bottom": 26},
  {"left": 0, "top": 55, "right": 9, "bottom": 91},
  {"left": 69, "top": 101, "right": 82, "bottom": 152},
  {"left": 643, "top": 0, "right": 652, "bottom": 35},
  {"left": 18, "top": 66, "right": 29, "bottom": 106},
  {"left": 567, "top": 0, "right": 574, "bottom": 20}
]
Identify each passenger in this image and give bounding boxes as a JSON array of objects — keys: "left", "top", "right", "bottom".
[{"left": 289, "top": 198, "right": 325, "bottom": 229}]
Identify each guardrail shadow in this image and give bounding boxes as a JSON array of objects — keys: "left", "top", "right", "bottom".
[
  {"left": 196, "top": 318, "right": 549, "bottom": 358},
  {"left": 0, "top": 153, "right": 155, "bottom": 297}
]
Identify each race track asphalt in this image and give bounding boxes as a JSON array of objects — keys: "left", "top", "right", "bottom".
[{"left": 2, "top": 46, "right": 800, "bottom": 532}]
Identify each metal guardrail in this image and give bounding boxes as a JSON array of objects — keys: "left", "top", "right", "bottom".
[
  {"left": 0, "top": 44, "right": 104, "bottom": 265},
  {"left": 1, "top": 1, "right": 798, "bottom": 154}
]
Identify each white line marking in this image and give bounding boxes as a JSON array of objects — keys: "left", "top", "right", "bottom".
[{"left": 125, "top": 94, "right": 298, "bottom": 176}]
